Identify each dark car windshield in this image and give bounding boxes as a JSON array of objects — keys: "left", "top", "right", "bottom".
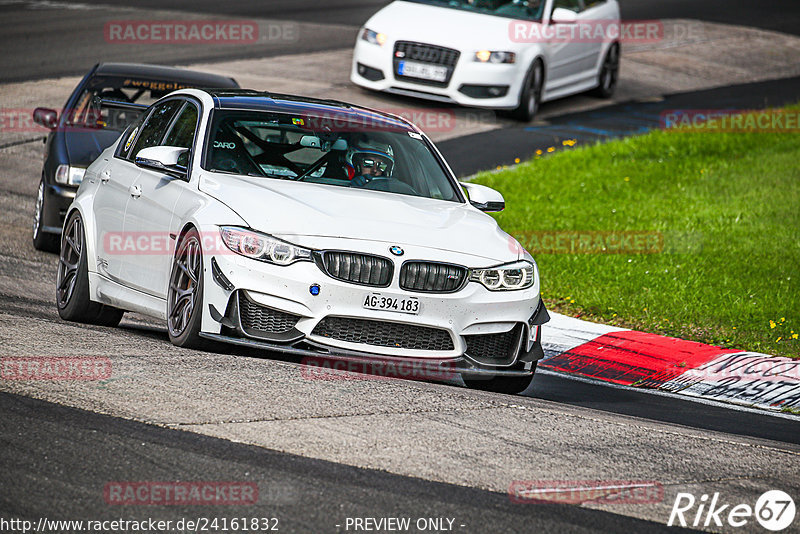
[
  {"left": 401, "top": 0, "right": 544, "bottom": 21},
  {"left": 204, "top": 110, "right": 462, "bottom": 202},
  {"left": 65, "top": 76, "right": 199, "bottom": 131}
]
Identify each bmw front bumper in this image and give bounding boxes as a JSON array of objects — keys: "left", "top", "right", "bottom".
[{"left": 201, "top": 246, "right": 548, "bottom": 374}]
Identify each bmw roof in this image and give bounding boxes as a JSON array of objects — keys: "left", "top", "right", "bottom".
[{"left": 205, "top": 89, "right": 416, "bottom": 131}]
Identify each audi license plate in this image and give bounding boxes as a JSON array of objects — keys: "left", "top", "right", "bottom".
[
  {"left": 397, "top": 60, "right": 448, "bottom": 82},
  {"left": 363, "top": 293, "right": 420, "bottom": 315}
]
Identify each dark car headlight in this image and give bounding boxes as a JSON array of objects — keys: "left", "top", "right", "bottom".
[{"left": 55, "top": 165, "right": 86, "bottom": 186}]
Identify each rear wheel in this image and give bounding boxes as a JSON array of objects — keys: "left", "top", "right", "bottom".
[
  {"left": 592, "top": 43, "right": 619, "bottom": 98},
  {"left": 167, "top": 228, "right": 205, "bottom": 348},
  {"left": 33, "top": 178, "right": 59, "bottom": 252},
  {"left": 462, "top": 364, "right": 537, "bottom": 394},
  {"left": 510, "top": 61, "right": 543, "bottom": 122},
  {"left": 56, "top": 211, "right": 124, "bottom": 326}
]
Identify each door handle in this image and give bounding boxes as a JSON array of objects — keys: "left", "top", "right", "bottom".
[
  {"left": 129, "top": 184, "right": 142, "bottom": 198},
  {"left": 100, "top": 170, "right": 111, "bottom": 183}
]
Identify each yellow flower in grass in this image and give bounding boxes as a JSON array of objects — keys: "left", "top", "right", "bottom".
[
  {"left": 514, "top": 158, "right": 520, "bottom": 163},
  {"left": 792, "top": 333, "right": 798, "bottom": 339},
  {"left": 547, "top": 147, "right": 555, "bottom": 153},
  {"left": 535, "top": 149, "right": 542, "bottom": 155},
  {"left": 770, "top": 320, "right": 776, "bottom": 329}
]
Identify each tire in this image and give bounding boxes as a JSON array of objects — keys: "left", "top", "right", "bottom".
[
  {"left": 33, "top": 178, "right": 60, "bottom": 253},
  {"left": 167, "top": 228, "right": 205, "bottom": 349},
  {"left": 56, "top": 211, "right": 124, "bottom": 326},
  {"left": 592, "top": 43, "right": 619, "bottom": 98},
  {"left": 462, "top": 363, "right": 537, "bottom": 394},
  {"left": 510, "top": 60, "right": 543, "bottom": 122}
]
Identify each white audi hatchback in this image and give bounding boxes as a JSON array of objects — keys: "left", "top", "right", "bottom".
[
  {"left": 351, "top": 0, "right": 621, "bottom": 120},
  {"left": 57, "top": 89, "right": 549, "bottom": 393}
]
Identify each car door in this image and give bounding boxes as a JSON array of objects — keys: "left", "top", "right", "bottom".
[
  {"left": 124, "top": 98, "right": 199, "bottom": 298},
  {"left": 105, "top": 99, "right": 184, "bottom": 291},
  {"left": 542, "top": 0, "right": 587, "bottom": 94},
  {"left": 580, "top": 0, "right": 614, "bottom": 77},
  {"left": 92, "top": 112, "right": 148, "bottom": 282}
]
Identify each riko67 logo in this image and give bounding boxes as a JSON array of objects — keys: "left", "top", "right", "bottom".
[{"left": 668, "top": 490, "right": 795, "bottom": 531}]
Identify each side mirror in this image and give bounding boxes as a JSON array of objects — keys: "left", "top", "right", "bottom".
[
  {"left": 461, "top": 182, "right": 505, "bottom": 212},
  {"left": 33, "top": 107, "right": 58, "bottom": 129},
  {"left": 551, "top": 7, "right": 578, "bottom": 24},
  {"left": 135, "top": 146, "right": 189, "bottom": 180}
]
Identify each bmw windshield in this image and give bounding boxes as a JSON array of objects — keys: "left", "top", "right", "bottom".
[
  {"left": 401, "top": 0, "right": 544, "bottom": 21},
  {"left": 204, "top": 110, "right": 463, "bottom": 202}
]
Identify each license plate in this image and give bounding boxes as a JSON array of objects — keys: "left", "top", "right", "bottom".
[
  {"left": 363, "top": 293, "right": 421, "bottom": 315},
  {"left": 397, "top": 60, "right": 448, "bottom": 82}
]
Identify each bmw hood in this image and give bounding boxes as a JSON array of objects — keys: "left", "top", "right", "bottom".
[
  {"left": 366, "top": 1, "right": 530, "bottom": 51},
  {"left": 199, "top": 174, "right": 519, "bottom": 263}
]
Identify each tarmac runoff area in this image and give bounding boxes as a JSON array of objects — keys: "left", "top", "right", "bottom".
[{"left": 2, "top": 19, "right": 800, "bottom": 149}]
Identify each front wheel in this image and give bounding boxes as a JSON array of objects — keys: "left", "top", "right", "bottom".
[
  {"left": 462, "top": 364, "right": 537, "bottom": 394},
  {"left": 56, "top": 211, "right": 124, "bottom": 326},
  {"left": 167, "top": 228, "right": 205, "bottom": 348},
  {"left": 592, "top": 43, "right": 619, "bottom": 98},
  {"left": 510, "top": 61, "right": 543, "bottom": 122},
  {"left": 33, "top": 178, "right": 60, "bottom": 252}
]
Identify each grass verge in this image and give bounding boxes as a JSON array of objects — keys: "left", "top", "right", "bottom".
[{"left": 474, "top": 107, "right": 799, "bottom": 358}]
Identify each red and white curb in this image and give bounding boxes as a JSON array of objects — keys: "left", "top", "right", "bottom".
[{"left": 540, "top": 313, "right": 800, "bottom": 412}]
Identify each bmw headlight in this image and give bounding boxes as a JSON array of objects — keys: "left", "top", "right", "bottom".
[
  {"left": 361, "top": 28, "right": 387, "bottom": 46},
  {"left": 55, "top": 165, "right": 86, "bottom": 186},
  {"left": 474, "top": 50, "right": 516, "bottom": 64},
  {"left": 219, "top": 227, "right": 312, "bottom": 266},
  {"left": 470, "top": 260, "right": 535, "bottom": 291}
]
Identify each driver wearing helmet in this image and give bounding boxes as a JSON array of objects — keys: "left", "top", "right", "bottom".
[{"left": 347, "top": 141, "right": 394, "bottom": 188}]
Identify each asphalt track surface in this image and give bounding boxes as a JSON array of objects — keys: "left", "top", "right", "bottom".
[
  {"left": 2, "top": 0, "right": 799, "bottom": 81},
  {"left": 1, "top": 1, "right": 800, "bottom": 532},
  {"left": 17, "top": 0, "right": 800, "bottom": 34},
  {"left": 0, "top": 392, "right": 699, "bottom": 533}
]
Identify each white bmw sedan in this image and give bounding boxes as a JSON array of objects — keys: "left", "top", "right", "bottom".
[
  {"left": 351, "top": 0, "right": 620, "bottom": 120},
  {"left": 57, "top": 89, "right": 550, "bottom": 393}
]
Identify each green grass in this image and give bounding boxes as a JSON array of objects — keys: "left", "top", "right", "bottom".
[{"left": 474, "top": 108, "right": 800, "bottom": 358}]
